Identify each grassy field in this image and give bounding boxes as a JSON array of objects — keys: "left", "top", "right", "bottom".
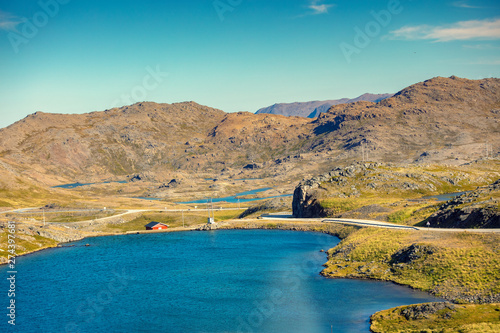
[
  {"left": 8, "top": 210, "right": 123, "bottom": 223},
  {"left": 0, "top": 227, "right": 58, "bottom": 261},
  {"left": 321, "top": 228, "right": 500, "bottom": 303},
  {"left": 370, "top": 303, "right": 500, "bottom": 333},
  {"left": 102, "top": 209, "right": 244, "bottom": 232}
]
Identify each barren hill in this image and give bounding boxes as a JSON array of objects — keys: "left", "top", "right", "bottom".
[
  {"left": 0, "top": 102, "right": 227, "bottom": 182},
  {"left": 306, "top": 76, "right": 500, "bottom": 163},
  {"left": 0, "top": 76, "right": 498, "bottom": 187}
]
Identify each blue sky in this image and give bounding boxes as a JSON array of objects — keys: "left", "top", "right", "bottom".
[{"left": 0, "top": 0, "right": 499, "bottom": 128}]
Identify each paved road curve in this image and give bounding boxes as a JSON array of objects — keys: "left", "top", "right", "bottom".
[{"left": 260, "top": 212, "right": 500, "bottom": 233}]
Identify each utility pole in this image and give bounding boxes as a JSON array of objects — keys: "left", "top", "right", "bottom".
[
  {"left": 362, "top": 142, "right": 365, "bottom": 162},
  {"left": 211, "top": 198, "right": 215, "bottom": 221},
  {"left": 207, "top": 198, "right": 214, "bottom": 224}
]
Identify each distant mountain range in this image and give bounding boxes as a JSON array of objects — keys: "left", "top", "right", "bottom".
[
  {"left": 255, "top": 93, "right": 394, "bottom": 118},
  {"left": 0, "top": 76, "right": 498, "bottom": 188}
]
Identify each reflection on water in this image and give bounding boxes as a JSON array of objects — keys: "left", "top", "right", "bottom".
[{"left": 422, "top": 191, "right": 467, "bottom": 202}]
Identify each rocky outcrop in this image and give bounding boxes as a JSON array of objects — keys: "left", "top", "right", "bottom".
[
  {"left": 243, "top": 163, "right": 261, "bottom": 170},
  {"left": 391, "top": 244, "right": 437, "bottom": 265},
  {"left": 292, "top": 182, "right": 326, "bottom": 218},
  {"left": 427, "top": 180, "right": 500, "bottom": 229},
  {"left": 427, "top": 207, "right": 500, "bottom": 229},
  {"left": 239, "top": 197, "right": 290, "bottom": 218},
  {"left": 400, "top": 302, "right": 458, "bottom": 320},
  {"left": 292, "top": 162, "right": 382, "bottom": 218}
]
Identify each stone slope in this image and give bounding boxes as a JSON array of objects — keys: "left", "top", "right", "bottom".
[
  {"left": 0, "top": 101, "right": 226, "bottom": 181},
  {"left": 426, "top": 179, "right": 500, "bottom": 228},
  {"left": 307, "top": 76, "right": 500, "bottom": 163}
]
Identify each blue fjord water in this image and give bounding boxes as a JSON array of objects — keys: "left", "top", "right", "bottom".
[
  {"left": 52, "top": 181, "right": 127, "bottom": 189},
  {"left": 0, "top": 230, "right": 441, "bottom": 333}
]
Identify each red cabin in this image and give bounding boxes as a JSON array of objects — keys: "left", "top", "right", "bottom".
[{"left": 145, "top": 222, "right": 169, "bottom": 230}]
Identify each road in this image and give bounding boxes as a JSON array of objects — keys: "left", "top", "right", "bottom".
[
  {"left": 260, "top": 213, "right": 500, "bottom": 233},
  {"left": 0, "top": 207, "right": 40, "bottom": 214},
  {"left": 3, "top": 208, "right": 499, "bottom": 233},
  {"left": 52, "top": 207, "right": 247, "bottom": 225},
  {"left": 1, "top": 207, "right": 248, "bottom": 225}
]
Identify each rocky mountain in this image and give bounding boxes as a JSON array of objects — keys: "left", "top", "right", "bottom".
[
  {"left": 0, "top": 76, "right": 498, "bottom": 188},
  {"left": 305, "top": 76, "right": 500, "bottom": 164},
  {"left": 255, "top": 93, "right": 393, "bottom": 118}
]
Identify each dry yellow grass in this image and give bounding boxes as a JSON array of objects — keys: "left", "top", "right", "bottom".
[{"left": 370, "top": 303, "right": 500, "bottom": 333}]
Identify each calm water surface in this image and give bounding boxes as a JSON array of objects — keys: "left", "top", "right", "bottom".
[
  {"left": 0, "top": 230, "right": 441, "bottom": 333},
  {"left": 142, "top": 187, "right": 292, "bottom": 204},
  {"left": 422, "top": 191, "right": 468, "bottom": 202}
]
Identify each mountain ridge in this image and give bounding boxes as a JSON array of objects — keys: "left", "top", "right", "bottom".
[
  {"left": 0, "top": 76, "right": 498, "bottom": 188},
  {"left": 255, "top": 93, "right": 393, "bottom": 118}
]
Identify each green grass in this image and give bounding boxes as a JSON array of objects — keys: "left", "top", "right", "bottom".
[
  {"left": 0, "top": 230, "right": 58, "bottom": 262},
  {"left": 0, "top": 200, "right": 13, "bottom": 207},
  {"left": 320, "top": 198, "right": 359, "bottom": 215},
  {"left": 0, "top": 178, "right": 80, "bottom": 208},
  {"left": 370, "top": 303, "right": 500, "bottom": 333},
  {"left": 213, "top": 210, "right": 243, "bottom": 222},
  {"left": 387, "top": 210, "right": 411, "bottom": 224}
]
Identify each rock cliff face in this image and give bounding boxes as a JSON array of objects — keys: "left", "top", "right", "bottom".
[
  {"left": 427, "top": 180, "right": 500, "bottom": 228},
  {"left": 292, "top": 182, "right": 326, "bottom": 218}
]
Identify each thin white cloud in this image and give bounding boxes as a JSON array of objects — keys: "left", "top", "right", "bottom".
[
  {"left": 452, "top": 1, "right": 483, "bottom": 9},
  {"left": 308, "top": 1, "right": 335, "bottom": 15},
  {"left": 390, "top": 18, "right": 500, "bottom": 42},
  {"left": 468, "top": 59, "right": 500, "bottom": 65},
  {"left": 462, "top": 43, "right": 500, "bottom": 49},
  {"left": 0, "top": 10, "right": 22, "bottom": 31}
]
